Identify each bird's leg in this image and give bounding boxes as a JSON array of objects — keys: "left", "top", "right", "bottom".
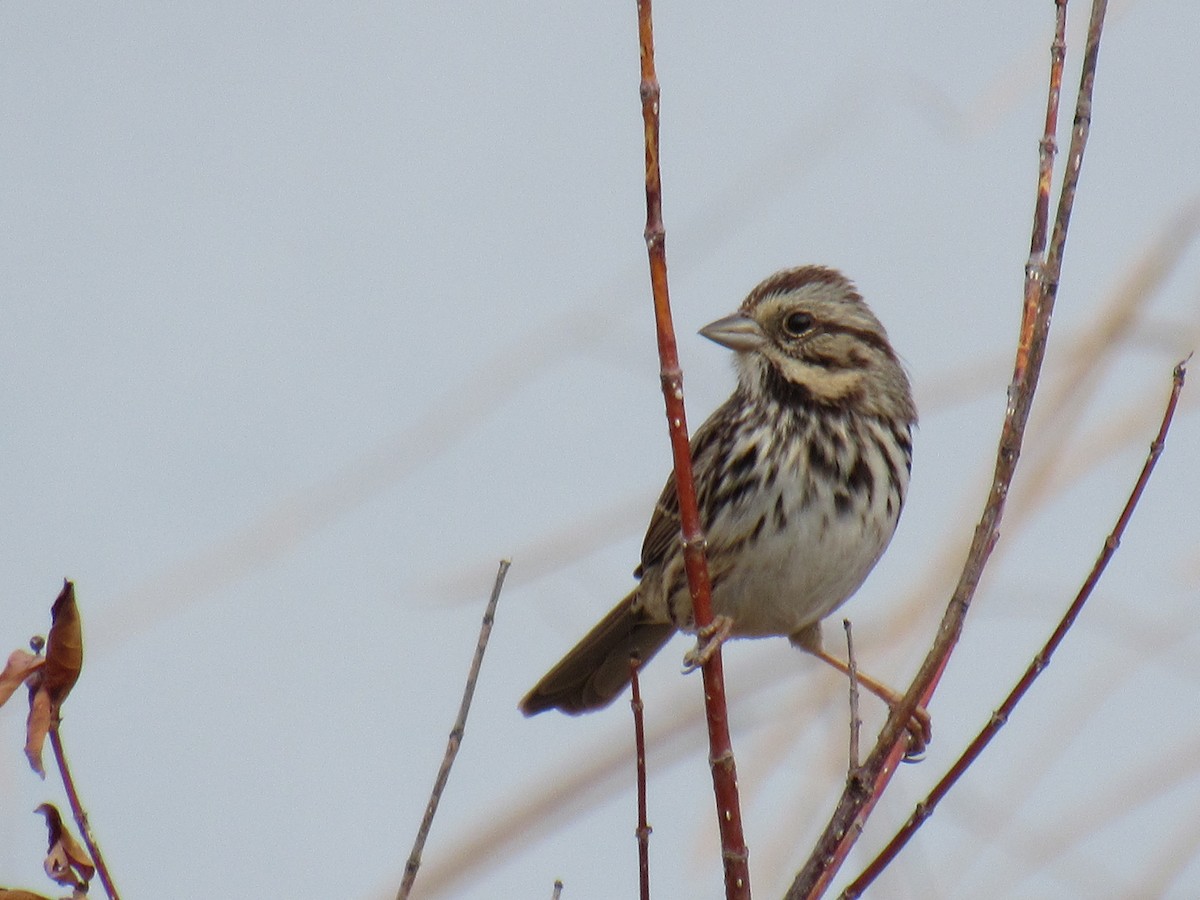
[
  {"left": 790, "top": 623, "right": 931, "bottom": 758},
  {"left": 682, "top": 615, "right": 735, "bottom": 672}
]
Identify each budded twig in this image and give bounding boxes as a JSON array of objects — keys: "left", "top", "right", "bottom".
[
  {"left": 843, "top": 356, "right": 1189, "bottom": 896},
  {"left": 633, "top": 1, "right": 750, "bottom": 897},
  {"left": 787, "top": 3, "right": 1111, "bottom": 896}
]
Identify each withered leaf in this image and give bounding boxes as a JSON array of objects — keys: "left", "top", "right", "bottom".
[
  {"left": 34, "top": 802, "right": 67, "bottom": 847},
  {"left": 34, "top": 804, "right": 94, "bottom": 888},
  {"left": 43, "top": 581, "right": 83, "bottom": 706},
  {"left": 0, "top": 650, "right": 44, "bottom": 707},
  {"left": 43, "top": 841, "right": 79, "bottom": 888},
  {"left": 0, "top": 889, "right": 55, "bottom": 899},
  {"left": 24, "top": 686, "right": 51, "bottom": 778}
]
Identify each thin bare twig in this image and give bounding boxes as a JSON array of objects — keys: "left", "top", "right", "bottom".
[
  {"left": 1030, "top": 0, "right": 1068, "bottom": 261},
  {"left": 788, "top": 3, "right": 1111, "bottom": 896},
  {"left": 634, "top": 1, "right": 750, "bottom": 897},
  {"left": 842, "top": 620, "right": 861, "bottom": 773},
  {"left": 844, "top": 356, "right": 1189, "bottom": 895},
  {"left": 630, "top": 657, "right": 652, "bottom": 900},
  {"left": 552, "top": 879, "right": 564, "bottom": 900},
  {"left": 50, "top": 725, "right": 120, "bottom": 900},
  {"left": 398, "top": 560, "right": 511, "bottom": 900}
]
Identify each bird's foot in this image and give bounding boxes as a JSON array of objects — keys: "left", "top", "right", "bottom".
[
  {"left": 892, "top": 703, "right": 932, "bottom": 762},
  {"left": 682, "top": 615, "right": 734, "bottom": 672},
  {"left": 867, "top": 683, "right": 931, "bottom": 760},
  {"left": 807, "top": 645, "right": 932, "bottom": 760}
]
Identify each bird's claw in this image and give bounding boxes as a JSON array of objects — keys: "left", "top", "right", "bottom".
[
  {"left": 682, "top": 615, "right": 735, "bottom": 672},
  {"left": 899, "top": 705, "right": 933, "bottom": 762}
]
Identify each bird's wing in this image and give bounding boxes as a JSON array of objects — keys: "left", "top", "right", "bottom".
[
  {"left": 636, "top": 399, "right": 733, "bottom": 578},
  {"left": 636, "top": 468, "right": 680, "bottom": 579}
]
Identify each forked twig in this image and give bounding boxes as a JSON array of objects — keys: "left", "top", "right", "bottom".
[
  {"left": 398, "top": 560, "right": 511, "bottom": 900},
  {"left": 843, "top": 357, "right": 1189, "bottom": 896},
  {"left": 633, "top": 1, "right": 750, "bottom": 897},
  {"left": 630, "top": 657, "right": 652, "bottom": 900},
  {"left": 788, "top": 3, "right": 1110, "bottom": 896}
]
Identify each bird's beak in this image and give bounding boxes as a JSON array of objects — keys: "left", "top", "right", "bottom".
[{"left": 699, "top": 313, "right": 765, "bottom": 352}]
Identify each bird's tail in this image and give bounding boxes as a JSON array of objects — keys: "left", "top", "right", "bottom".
[{"left": 520, "top": 591, "right": 674, "bottom": 716}]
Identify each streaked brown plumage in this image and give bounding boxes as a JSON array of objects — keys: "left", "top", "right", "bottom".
[{"left": 521, "top": 266, "right": 916, "bottom": 716}]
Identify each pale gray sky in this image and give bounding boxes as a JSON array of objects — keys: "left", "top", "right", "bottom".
[{"left": 3, "top": 3, "right": 1199, "bottom": 898}]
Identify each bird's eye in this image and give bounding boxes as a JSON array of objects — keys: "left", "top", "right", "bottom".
[{"left": 782, "top": 311, "right": 814, "bottom": 336}]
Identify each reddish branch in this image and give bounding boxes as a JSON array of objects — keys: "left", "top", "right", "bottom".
[
  {"left": 845, "top": 357, "right": 1189, "bottom": 894},
  {"left": 787, "top": 2, "right": 1112, "bottom": 896},
  {"left": 634, "top": 1, "right": 750, "bottom": 897}
]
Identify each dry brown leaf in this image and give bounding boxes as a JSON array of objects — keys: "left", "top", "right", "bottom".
[
  {"left": 58, "top": 832, "right": 93, "bottom": 882},
  {"left": 34, "top": 802, "right": 65, "bottom": 844},
  {"left": 0, "top": 889, "right": 54, "bottom": 899},
  {"left": 0, "top": 650, "right": 44, "bottom": 707},
  {"left": 24, "top": 686, "right": 51, "bottom": 778},
  {"left": 43, "top": 581, "right": 82, "bottom": 706},
  {"left": 43, "top": 842, "right": 77, "bottom": 888},
  {"left": 34, "top": 804, "right": 94, "bottom": 889}
]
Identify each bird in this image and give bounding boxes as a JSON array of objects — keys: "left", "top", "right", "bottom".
[{"left": 520, "top": 265, "right": 917, "bottom": 725}]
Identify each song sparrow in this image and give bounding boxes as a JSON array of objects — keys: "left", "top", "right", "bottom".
[{"left": 520, "top": 265, "right": 917, "bottom": 719}]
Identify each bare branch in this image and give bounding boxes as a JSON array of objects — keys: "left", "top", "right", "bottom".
[
  {"left": 633, "top": 1, "right": 750, "bottom": 896},
  {"left": 842, "top": 620, "right": 861, "bottom": 774},
  {"left": 788, "top": 3, "right": 1112, "bottom": 896},
  {"left": 50, "top": 727, "right": 120, "bottom": 900},
  {"left": 398, "top": 560, "right": 511, "bottom": 900},
  {"left": 630, "top": 657, "right": 652, "bottom": 900},
  {"left": 843, "top": 356, "right": 1188, "bottom": 895}
]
